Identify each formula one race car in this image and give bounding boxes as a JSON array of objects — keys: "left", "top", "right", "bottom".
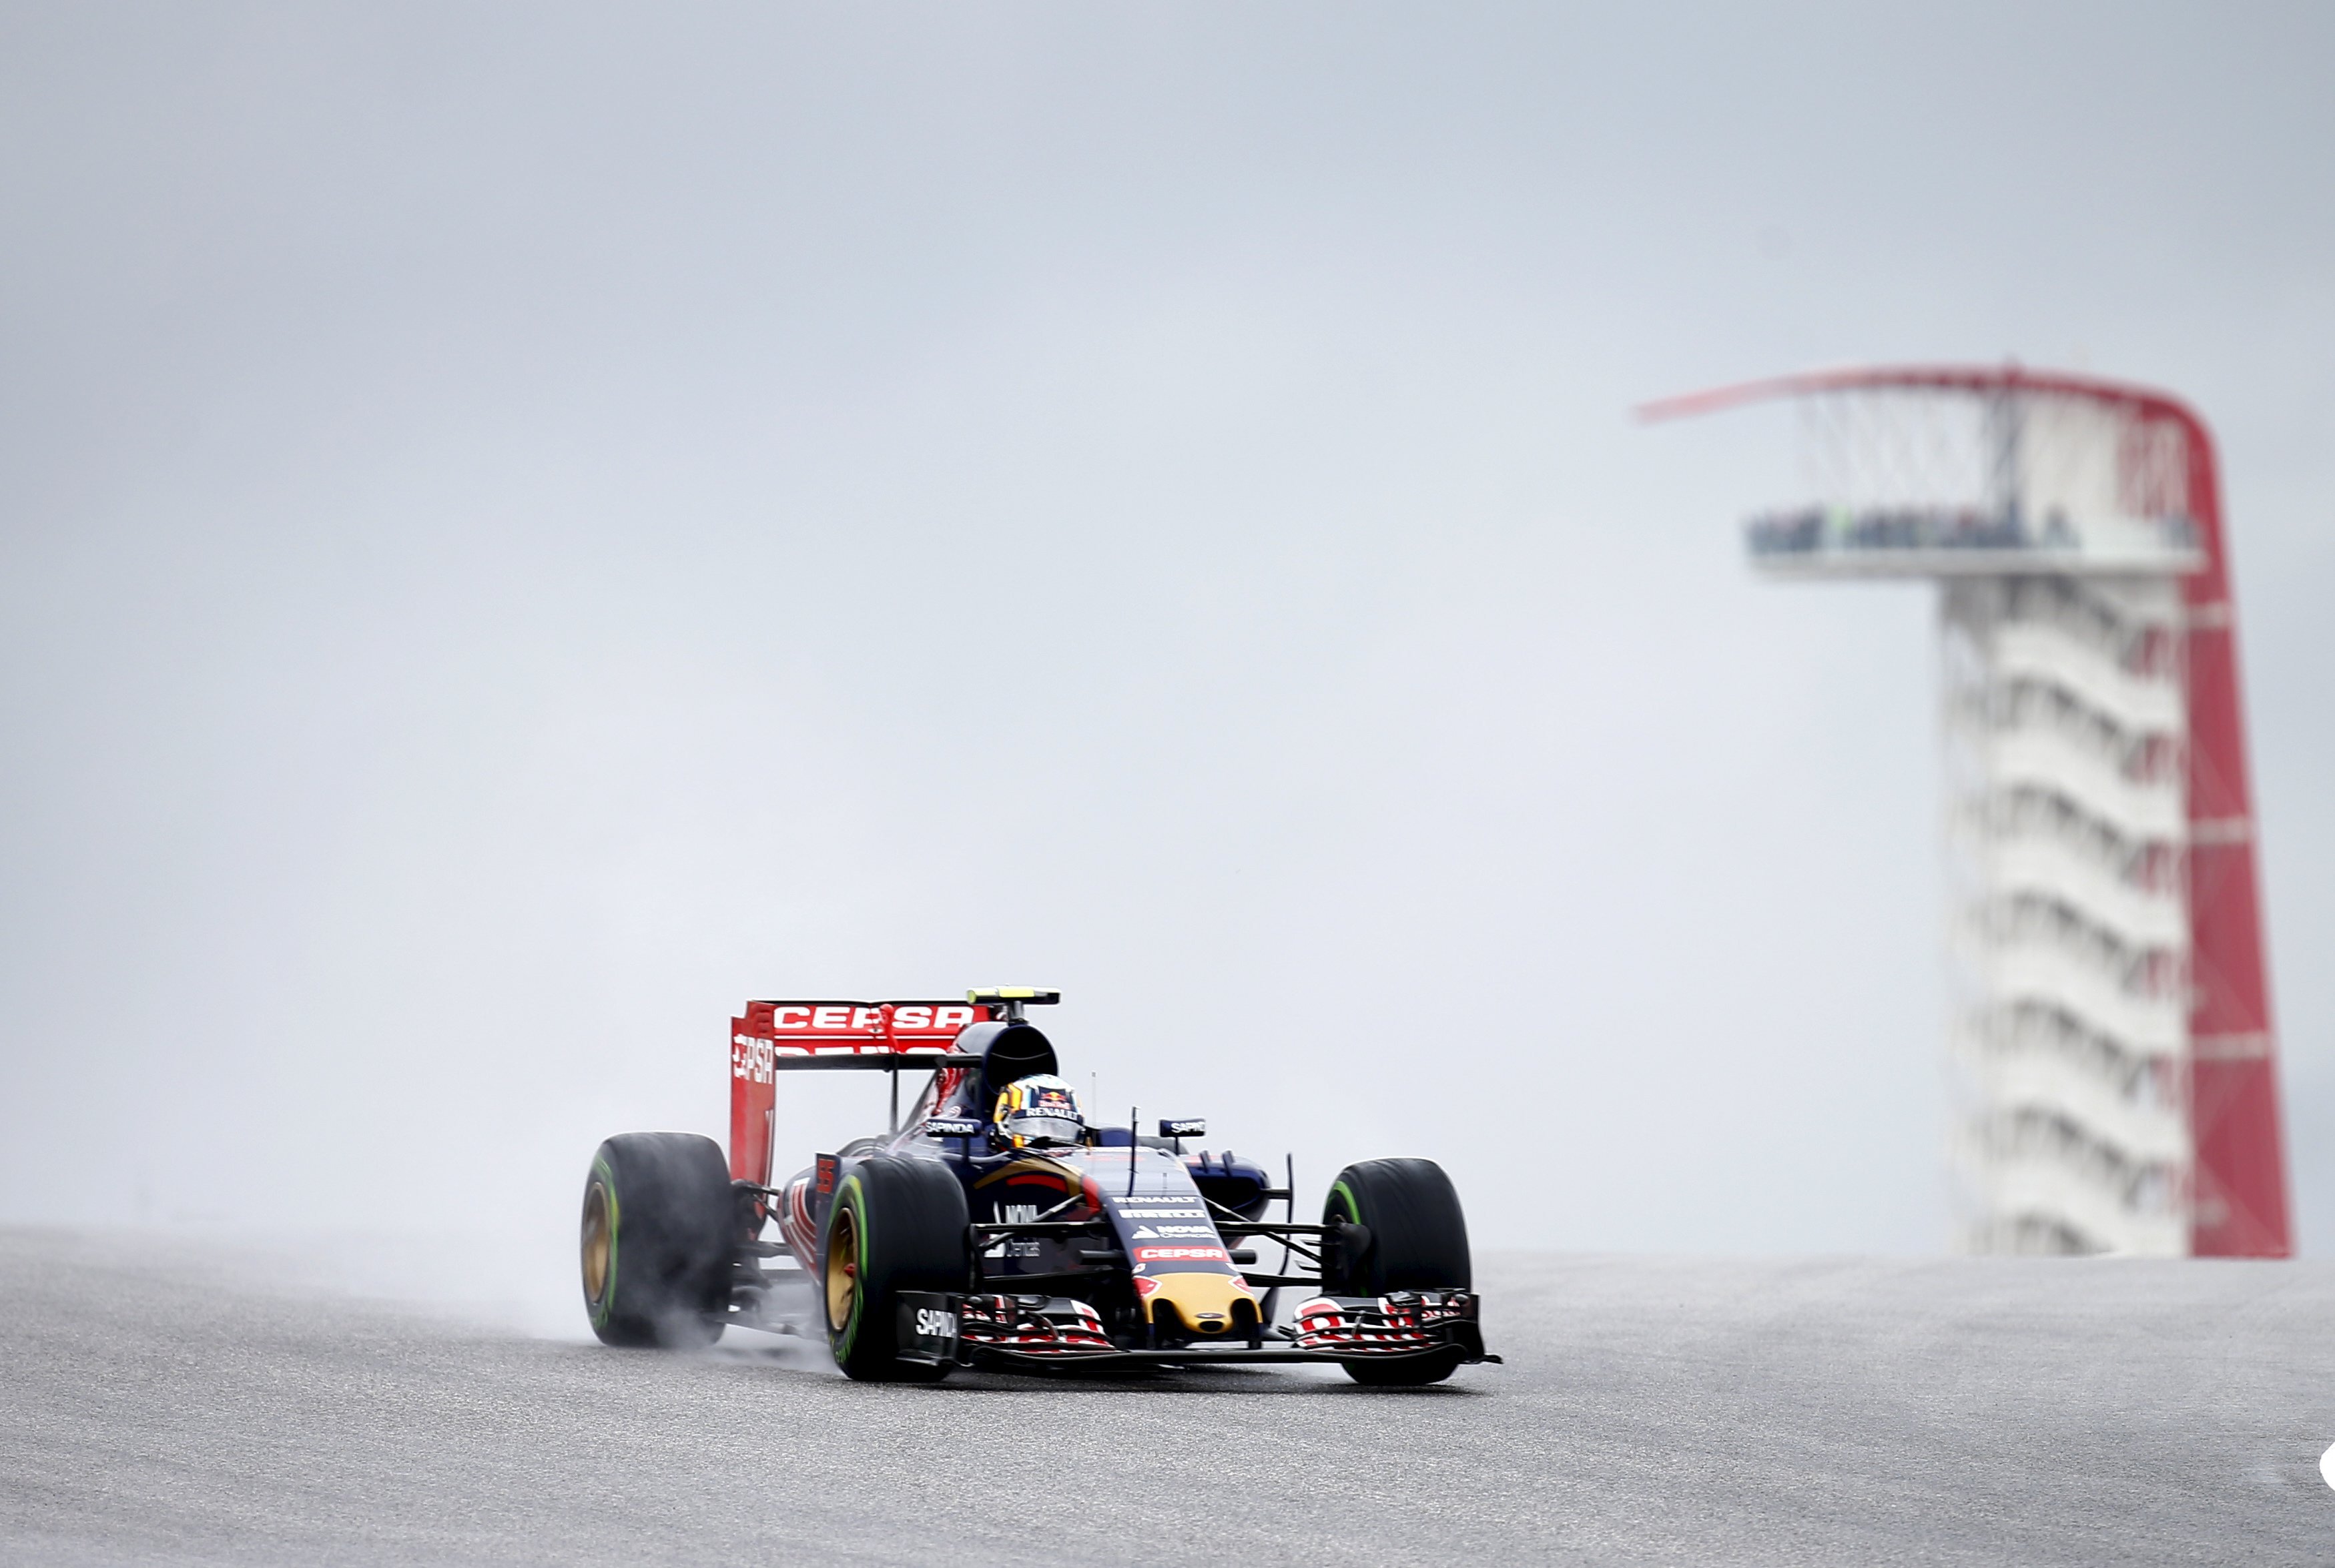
[{"left": 579, "top": 990, "right": 1496, "bottom": 1385}]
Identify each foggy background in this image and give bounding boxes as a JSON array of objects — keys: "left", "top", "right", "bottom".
[{"left": 3, "top": 3, "right": 2330, "bottom": 1308}]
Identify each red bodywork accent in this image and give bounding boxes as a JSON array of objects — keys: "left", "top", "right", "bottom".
[
  {"left": 727, "top": 998, "right": 997, "bottom": 1186},
  {"left": 1646, "top": 365, "right": 2292, "bottom": 1256}
]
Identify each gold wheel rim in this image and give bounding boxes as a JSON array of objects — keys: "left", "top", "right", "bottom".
[
  {"left": 824, "top": 1206, "right": 859, "bottom": 1333},
  {"left": 581, "top": 1182, "right": 612, "bottom": 1305}
]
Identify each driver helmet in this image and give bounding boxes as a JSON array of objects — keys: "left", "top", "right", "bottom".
[{"left": 993, "top": 1074, "right": 1086, "bottom": 1149}]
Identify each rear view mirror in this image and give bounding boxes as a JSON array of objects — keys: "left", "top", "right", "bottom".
[
  {"left": 924, "top": 1116, "right": 983, "bottom": 1139},
  {"left": 1159, "top": 1118, "right": 1206, "bottom": 1139}
]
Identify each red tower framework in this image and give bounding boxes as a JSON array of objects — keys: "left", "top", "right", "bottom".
[{"left": 1648, "top": 366, "right": 2290, "bottom": 1256}]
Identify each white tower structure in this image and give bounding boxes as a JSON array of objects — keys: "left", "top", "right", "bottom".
[
  {"left": 1936, "top": 570, "right": 2190, "bottom": 1253},
  {"left": 1648, "top": 366, "right": 2290, "bottom": 1257}
]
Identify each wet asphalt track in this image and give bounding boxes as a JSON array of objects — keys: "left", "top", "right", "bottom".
[{"left": 6, "top": 1230, "right": 2335, "bottom": 1565}]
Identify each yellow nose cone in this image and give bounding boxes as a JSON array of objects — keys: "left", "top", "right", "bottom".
[{"left": 1142, "top": 1270, "right": 1255, "bottom": 1334}]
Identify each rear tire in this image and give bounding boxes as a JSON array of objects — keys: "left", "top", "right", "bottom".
[
  {"left": 1323, "top": 1158, "right": 1471, "bottom": 1387},
  {"left": 821, "top": 1156, "right": 968, "bottom": 1382},
  {"left": 581, "top": 1132, "right": 735, "bottom": 1348}
]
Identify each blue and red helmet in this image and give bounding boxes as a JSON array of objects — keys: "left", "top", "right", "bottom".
[{"left": 992, "top": 1074, "right": 1085, "bottom": 1148}]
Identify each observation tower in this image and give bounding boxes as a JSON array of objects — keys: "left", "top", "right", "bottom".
[{"left": 1645, "top": 366, "right": 2289, "bottom": 1256}]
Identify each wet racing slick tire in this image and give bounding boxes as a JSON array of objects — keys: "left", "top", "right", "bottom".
[
  {"left": 1324, "top": 1158, "right": 1471, "bottom": 1387},
  {"left": 580, "top": 1132, "right": 735, "bottom": 1349},
  {"left": 821, "top": 1155, "right": 970, "bottom": 1383}
]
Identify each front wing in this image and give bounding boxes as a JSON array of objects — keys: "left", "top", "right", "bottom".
[{"left": 894, "top": 1288, "right": 1498, "bottom": 1371}]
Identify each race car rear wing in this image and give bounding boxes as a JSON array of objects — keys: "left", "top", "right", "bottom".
[{"left": 729, "top": 998, "right": 1002, "bottom": 1184}]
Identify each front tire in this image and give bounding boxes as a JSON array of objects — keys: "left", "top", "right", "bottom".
[
  {"left": 821, "top": 1156, "right": 968, "bottom": 1382},
  {"left": 581, "top": 1132, "right": 735, "bottom": 1348},
  {"left": 1324, "top": 1158, "right": 1471, "bottom": 1387}
]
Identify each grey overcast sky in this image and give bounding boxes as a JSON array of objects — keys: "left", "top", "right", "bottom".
[{"left": 3, "top": 3, "right": 2331, "bottom": 1265}]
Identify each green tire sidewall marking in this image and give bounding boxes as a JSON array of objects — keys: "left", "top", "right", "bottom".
[
  {"left": 589, "top": 1156, "right": 620, "bottom": 1329},
  {"left": 1328, "top": 1180, "right": 1359, "bottom": 1290},
  {"left": 831, "top": 1173, "right": 870, "bottom": 1360}
]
